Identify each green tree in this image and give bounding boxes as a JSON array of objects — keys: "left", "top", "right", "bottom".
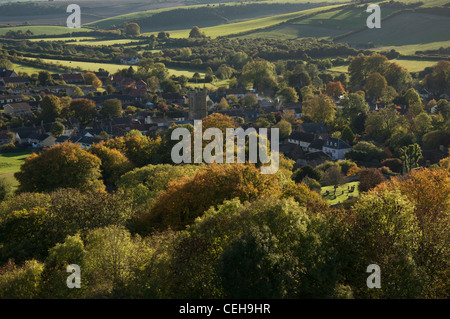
[
  {"left": 50, "top": 121, "right": 65, "bottom": 138},
  {"left": 365, "top": 72, "right": 387, "bottom": 99},
  {"left": 273, "top": 119, "right": 292, "bottom": 140},
  {"left": 189, "top": 26, "right": 205, "bottom": 38},
  {"left": 89, "top": 143, "right": 134, "bottom": 186},
  {"left": 349, "top": 189, "right": 422, "bottom": 298},
  {"left": 125, "top": 23, "right": 141, "bottom": 36},
  {"left": 241, "top": 60, "right": 277, "bottom": 92},
  {"left": 0, "top": 260, "right": 44, "bottom": 299},
  {"left": 38, "top": 71, "right": 53, "bottom": 86},
  {"left": 40, "top": 95, "right": 62, "bottom": 123},
  {"left": 70, "top": 99, "right": 97, "bottom": 124},
  {"left": 303, "top": 94, "right": 336, "bottom": 125},
  {"left": 341, "top": 125, "right": 355, "bottom": 145},
  {"left": 278, "top": 87, "right": 299, "bottom": 103},
  {"left": 400, "top": 143, "right": 423, "bottom": 173},
  {"left": 217, "top": 97, "right": 230, "bottom": 110},
  {"left": 101, "top": 98, "right": 122, "bottom": 118},
  {"left": 241, "top": 93, "right": 258, "bottom": 108}
]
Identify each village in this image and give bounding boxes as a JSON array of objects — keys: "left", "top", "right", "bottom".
[{"left": 0, "top": 65, "right": 447, "bottom": 172}]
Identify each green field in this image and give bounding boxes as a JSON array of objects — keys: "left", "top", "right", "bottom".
[
  {"left": 375, "top": 40, "right": 450, "bottom": 55},
  {"left": 0, "top": 151, "right": 32, "bottom": 188},
  {"left": 337, "top": 12, "right": 450, "bottom": 46},
  {"left": 28, "top": 37, "right": 97, "bottom": 42},
  {"left": 142, "top": 4, "right": 346, "bottom": 39},
  {"left": 329, "top": 58, "right": 439, "bottom": 74},
  {"left": 65, "top": 39, "right": 142, "bottom": 46},
  {"left": 12, "top": 62, "right": 56, "bottom": 75},
  {"left": 22, "top": 57, "right": 205, "bottom": 77},
  {"left": 0, "top": 25, "right": 92, "bottom": 36},
  {"left": 321, "top": 181, "right": 359, "bottom": 206},
  {"left": 0, "top": 151, "right": 31, "bottom": 175}
]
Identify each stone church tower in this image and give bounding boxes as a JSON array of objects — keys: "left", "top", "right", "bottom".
[{"left": 188, "top": 88, "right": 208, "bottom": 120}]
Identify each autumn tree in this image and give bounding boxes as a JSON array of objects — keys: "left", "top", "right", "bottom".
[
  {"left": 15, "top": 142, "right": 104, "bottom": 193},
  {"left": 217, "top": 97, "right": 230, "bottom": 110},
  {"left": 103, "top": 134, "right": 162, "bottom": 167},
  {"left": 358, "top": 168, "right": 386, "bottom": 192},
  {"left": 140, "top": 164, "right": 281, "bottom": 232},
  {"left": 70, "top": 99, "right": 97, "bottom": 124},
  {"left": 384, "top": 62, "right": 412, "bottom": 93},
  {"left": 89, "top": 143, "right": 134, "bottom": 186},
  {"left": 373, "top": 168, "right": 450, "bottom": 298},
  {"left": 325, "top": 81, "right": 345, "bottom": 97},
  {"left": 302, "top": 94, "right": 336, "bottom": 125},
  {"left": 364, "top": 72, "right": 387, "bottom": 99}
]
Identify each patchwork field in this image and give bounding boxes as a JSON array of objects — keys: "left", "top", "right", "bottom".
[{"left": 142, "top": 4, "right": 346, "bottom": 38}]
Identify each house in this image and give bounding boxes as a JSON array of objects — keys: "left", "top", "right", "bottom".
[
  {"left": 297, "top": 151, "right": 332, "bottom": 167},
  {"left": 111, "top": 76, "right": 136, "bottom": 91},
  {"left": 120, "top": 57, "right": 140, "bottom": 65},
  {"left": 1, "top": 77, "right": 29, "bottom": 87},
  {"left": 28, "top": 133, "right": 56, "bottom": 148},
  {"left": 279, "top": 143, "right": 304, "bottom": 162},
  {"left": 297, "top": 123, "right": 328, "bottom": 139},
  {"left": 161, "top": 93, "right": 187, "bottom": 105},
  {"left": 0, "top": 95, "right": 23, "bottom": 105},
  {"left": 61, "top": 73, "right": 84, "bottom": 84},
  {"left": 77, "top": 136, "right": 103, "bottom": 149},
  {"left": 0, "top": 68, "right": 18, "bottom": 78},
  {"left": 3, "top": 102, "right": 33, "bottom": 117},
  {"left": 308, "top": 139, "right": 325, "bottom": 153},
  {"left": 89, "top": 94, "right": 135, "bottom": 106},
  {"left": 284, "top": 104, "right": 302, "bottom": 119},
  {"left": 94, "top": 71, "right": 111, "bottom": 80},
  {"left": 225, "top": 88, "right": 248, "bottom": 98},
  {"left": 322, "top": 137, "right": 352, "bottom": 161},
  {"left": 287, "top": 131, "right": 315, "bottom": 151}
]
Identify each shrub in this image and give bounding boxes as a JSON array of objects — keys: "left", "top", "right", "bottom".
[{"left": 358, "top": 168, "right": 386, "bottom": 192}]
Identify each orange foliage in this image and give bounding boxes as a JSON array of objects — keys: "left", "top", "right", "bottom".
[{"left": 141, "top": 163, "right": 281, "bottom": 231}]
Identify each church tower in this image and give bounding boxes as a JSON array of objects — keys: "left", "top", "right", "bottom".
[{"left": 188, "top": 88, "right": 208, "bottom": 120}]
